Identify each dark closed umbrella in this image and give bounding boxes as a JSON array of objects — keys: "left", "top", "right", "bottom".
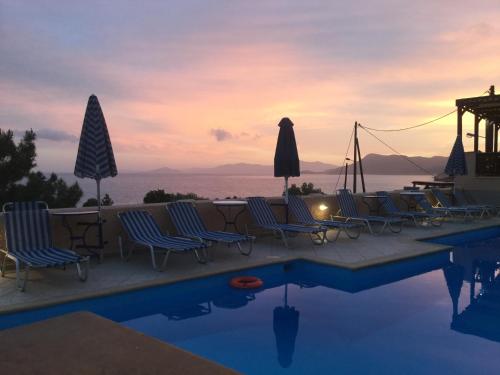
[
  {"left": 443, "top": 264, "right": 464, "bottom": 318},
  {"left": 445, "top": 135, "right": 467, "bottom": 176},
  {"left": 274, "top": 118, "right": 300, "bottom": 203},
  {"left": 273, "top": 284, "right": 300, "bottom": 368},
  {"left": 74, "top": 95, "right": 117, "bottom": 212}
]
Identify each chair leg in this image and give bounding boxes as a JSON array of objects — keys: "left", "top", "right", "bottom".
[
  {"left": 16, "top": 261, "right": 29, "bottom": 292},
  {"left": 365, "top": 220, "right": 375, "bottom": 235},
  {"left": 237, "top": 240, "right": 253, "bottom": 256},
  {"left": 193, "top": 249, "right": 207, "bottom": 264},
  {"left": 279, "top": 230, "right": 289, "bottom": 248},
  {"left": 389, "top": 221, "right": 402, "bottom": 233},
  {"left": 76, "top": 257, "right": 89, "bottom": 281},
  {"left": 148, "top": 245, "right": 159, "bottom": 270},
  {"left": 1, "top": 254, "right": 7, "bottom": 277},
  {"left": 160, "top": 250, "right": 171, "bottom": 270}
]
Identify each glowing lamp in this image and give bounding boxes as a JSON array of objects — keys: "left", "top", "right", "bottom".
[{"left": 319, "top": 204, "right": 328, "bottom": 211}]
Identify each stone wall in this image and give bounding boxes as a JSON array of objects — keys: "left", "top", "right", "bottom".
[{"left": 0, "top": 191, "right": 430, "bottom": 257}]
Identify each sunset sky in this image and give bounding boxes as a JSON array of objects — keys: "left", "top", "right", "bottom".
[{"left": 1, "top": 0, "right": 499, "bottom": 172}]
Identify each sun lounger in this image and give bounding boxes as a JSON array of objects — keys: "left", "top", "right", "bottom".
[
  {"left": 376, "top": 191, "right": 443, "bottom": 226},
  {"left": 167, "top": 201, "right": 254, "bottom": 256},
  {"left": 246, "top": 197, "right": 327, "bottom": 247},
  {"left": 453, "top": 189, "right": 496, "bottom": 217},
  {"left": 431, "top": 189, "right": 483, "bottom": 219},
  {"left": 287, "top": 194, "right": 362, "bottom": 240},
  {"left": 336, "top": 189, "right": 404, "bottom": 234},
  {"left": 1, "top": 206, "right": 89, "bottom": 291},
  {"left": 117, "top": 210, "right": 207, "bottom": 270}
]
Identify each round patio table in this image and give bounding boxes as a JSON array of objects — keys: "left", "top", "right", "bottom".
[{"left": 213, "top": 200, "right": 248, "bottom": 233}]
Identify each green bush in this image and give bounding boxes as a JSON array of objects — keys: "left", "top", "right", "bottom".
[
  {"left": 143, "top": 189, "right": 206, "bottom": 204},
  {"left": 82, "top": 193, "right": 114, "bottom": 207},
  {"left": 287, "top": 182, "right": 324, "bottom": 196}
]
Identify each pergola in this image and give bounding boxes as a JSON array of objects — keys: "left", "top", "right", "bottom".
[{"left": 456, "top": 85, "right": 500, "bottom": 153}]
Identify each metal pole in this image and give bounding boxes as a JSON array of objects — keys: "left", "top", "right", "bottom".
[
  {"left": 356, "top": 137, "right": 366, "bottom": 193},
  {"left": 353, "top": 122, "right": 358, "bottom": 193},
  {"left": 344, "top": 162, "right": 348, "bottom": 189}
]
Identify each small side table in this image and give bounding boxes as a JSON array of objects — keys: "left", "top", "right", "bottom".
[
  {"left": 399, "top": 191, "right": 425, "bottom": 212},
  {"left": 362, "top": 195, "right": 383, "bottom": 215},
  {"left": 213, "top": 200, "right": 248, "bottom": 233},
  {"left": 51, "top": 210, "right": 106, "bottom": 262}
]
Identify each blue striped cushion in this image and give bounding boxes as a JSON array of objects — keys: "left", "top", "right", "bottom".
[
  {"left": 5, "top": 209, "right": 52, "bottom": 253},
  {"left": 336, "top": 189, "right": 359, "bottom": 217},
  {"left": 376, "top": 191, "right": 401, "bottom": 214},
  {"left": 246, "top": 197, "right": 278, "bottom": 226},
  {"left": 288, "top": 195, "right": 317, "bottom": 225},
  {"left": 168, "top": 202, "right": 206, "bottom": 235},
  {"left": 194, "top": 231, "right": 250, "bottom": 242},
  {"left": 118, "top": 210, "right": 205, "bottom": 251},
  {"left": 3, "top": 201, "right": 48, "bottom": 212},
  {"left": 259, "top": 223, "right": 326, "bottom": 234},
  {"left": 432, "top": 189, "right": 453, "bottom": 207},
  {"left": 315, "top": 220, "right": 363, "bottom": 228},
  {"left": 12, "top": 248, "right": 81, "bottom": 267}
]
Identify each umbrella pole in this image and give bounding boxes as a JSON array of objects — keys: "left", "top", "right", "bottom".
[
  {"left": 284, "top": 177, "right": 289, "bottom": 224},
  {"left": 284, "top": 177, "right": 289, "bottom": 204},
  {"left": 97, "top": 178, "right": 102, "bottom": 213}
]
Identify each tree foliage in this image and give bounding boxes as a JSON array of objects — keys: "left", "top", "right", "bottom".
[
  {"left": 143, "top": 189, "right": 205, "bottom": 204},
  {"left": 0, "top": 129, "right": 83, "bottom": 208},
  {"left": 287, "top": 182, "right": 324, "bottom": 196},
  {"left": 83, "top": 193, "right": 114, "bottom": 207}
]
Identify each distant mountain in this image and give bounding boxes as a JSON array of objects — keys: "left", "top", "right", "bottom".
[
  {"left": 147, "top": 161, "right": 338, "bottom": 175},
  {"left": 147, "top": 166, "right": 182, "bottom": 174},
  {"left": 301, "top": 161, "right": 339, "bottom": 173},
  {"left": 146, "top": 154, "right": 446, "bottom": 176},
  {"left": 324, "top": 154, "right": 447, "bottom": 175}
]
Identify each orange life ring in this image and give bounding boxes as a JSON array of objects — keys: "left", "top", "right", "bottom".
[{"left": 229, "top": 276, "right": 263, "bottom": 289}]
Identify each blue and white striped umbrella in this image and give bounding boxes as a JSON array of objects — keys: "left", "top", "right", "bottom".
[
  {"left": 74, "top": 95, "right": 117, "bottom": 209},
  {"left": 445, "top": 135, "right": 467, "bottom": 176}
]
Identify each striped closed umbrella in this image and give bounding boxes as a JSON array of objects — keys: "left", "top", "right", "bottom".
[
  {"left": 274, "top": 117, "right": 300, "bottom": 204},
  {"left": 74, "top": 95, "right": 117, "bottom": 211},
  {"left": 445, "top": 135, "right": 467, "bottom": 176}
]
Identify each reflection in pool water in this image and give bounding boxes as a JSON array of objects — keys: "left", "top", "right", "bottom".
[{"left": 1, "top": 228, "right": 500, "bottom": 374}]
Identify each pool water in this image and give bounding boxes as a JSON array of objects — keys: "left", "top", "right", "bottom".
[{"left": 1, "top": 228, "right": 499, "bottom": 374}]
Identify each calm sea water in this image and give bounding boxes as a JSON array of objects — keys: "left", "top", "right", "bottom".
[{"left": 59, "top": 173, "right": 432, "bottom": 205}]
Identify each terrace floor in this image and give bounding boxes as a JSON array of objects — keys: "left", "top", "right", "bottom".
[{"left": 1, "top": 216, "right": 499, "bottom": 314}]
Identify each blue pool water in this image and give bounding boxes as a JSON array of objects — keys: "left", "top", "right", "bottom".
[{"left": 1, "top": 228, "right": 500, "bottom": 374}]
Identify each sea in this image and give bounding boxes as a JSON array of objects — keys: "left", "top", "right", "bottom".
[{"left": 59, "top": 173, "right": 432, "bottom": 206}]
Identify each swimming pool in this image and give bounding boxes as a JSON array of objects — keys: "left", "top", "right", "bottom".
[{"left": 1, "top": 228, "right": 499, "bottom": 374}]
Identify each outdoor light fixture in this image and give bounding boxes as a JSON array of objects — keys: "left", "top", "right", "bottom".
[
  {"left": 319, "top": 204, "right": 328, "bottom": 211},
  {"left": 466, "top": 132, "right": 485, "bottom": 139}
]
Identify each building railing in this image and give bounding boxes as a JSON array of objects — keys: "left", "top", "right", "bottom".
[{"left": 476, "top": 152, "right": 500, "bottom": 176}]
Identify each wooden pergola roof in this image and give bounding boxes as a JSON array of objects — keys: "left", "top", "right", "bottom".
[{"left": 456, "top": 92, "right": 500, "bottom": 125}]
